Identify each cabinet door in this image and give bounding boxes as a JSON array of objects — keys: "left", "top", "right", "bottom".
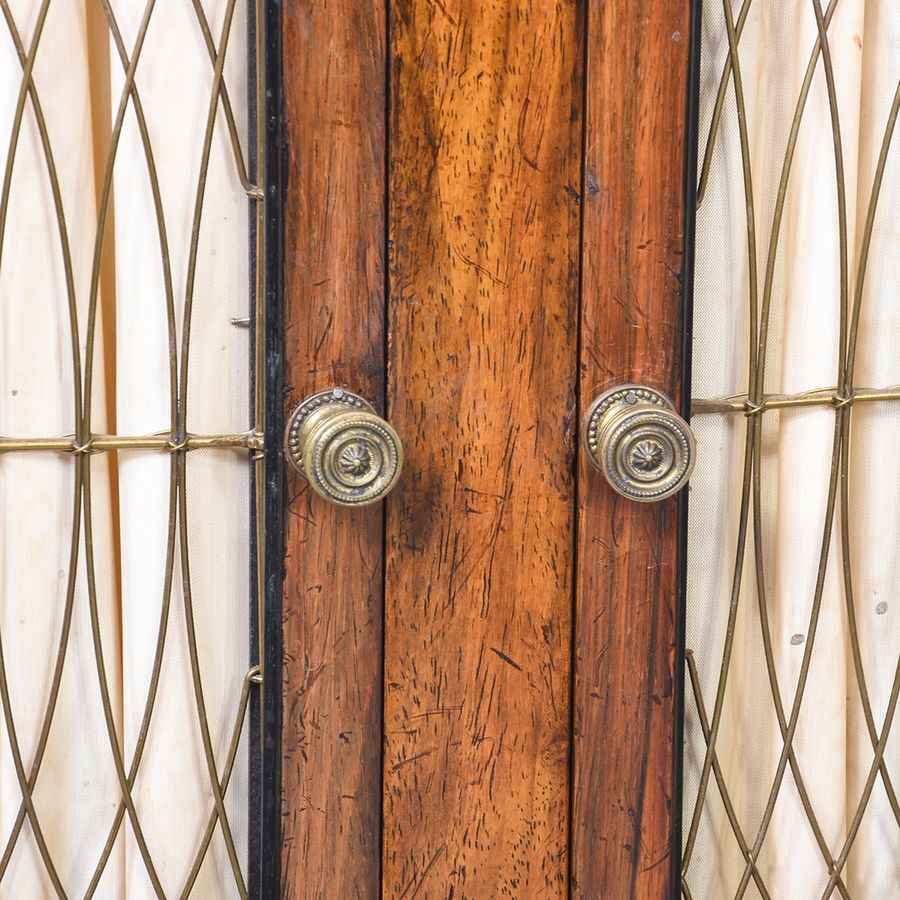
[{"left": 279, "top": 1, "right": 693, "bottom": 898}]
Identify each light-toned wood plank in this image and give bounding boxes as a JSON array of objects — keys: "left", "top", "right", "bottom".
[{"left": 382, "top": 1, "right": 583, "bottom": 895}]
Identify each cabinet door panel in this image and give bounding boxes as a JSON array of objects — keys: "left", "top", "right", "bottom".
[
  {"left": 281, "top": 2, "right": 388, "bottom": 896},
  {"left": 571, "top": 3, "right": 693, "bottom": 897}
]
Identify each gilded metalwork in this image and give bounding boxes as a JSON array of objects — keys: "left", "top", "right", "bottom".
[
  {"left": 0, "top": 0, "right": 268, "bottom": 895},
  {"left": 582, "top": 385, "right": 695, "bottom": 502},
  {"left": 692, "top": 384, "right": 900, "bottom": 415},
  {"left": 0, "top": 432, "right": 262, "bottom": 454},
  {"left": 285, "top": 389, "right": 403, "bottom": 507}
]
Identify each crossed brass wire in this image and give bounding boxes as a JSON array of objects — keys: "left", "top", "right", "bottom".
[
  {"left": 684, "top": 2, "right": 900, "bottom": 897},
  {"left": 0, "top": 0, "right": 267, "bottom": 896},
  {"left": 693, "top": 385, "right": 900, "bottom": 414}
]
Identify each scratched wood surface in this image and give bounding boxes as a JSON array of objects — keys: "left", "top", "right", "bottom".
[
  {"left": 570, "top": 2, "right": 692, "bottom": 898},
  {"left": 381, "top": 0, "right": 583, "bottom": 895},
  {"left": 280, "top": 1, "right": 387, "bottom": 896}
]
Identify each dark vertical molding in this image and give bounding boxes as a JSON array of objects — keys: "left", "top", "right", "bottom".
[
  {"left": 567, "top": 0, "right": 591, "bottom": 891},
  {"left": 673, "top": 1, "right": 703, "bottom": 896},
  {"left": 378, "top": 0, "right": 392, "bottom": 890},
  {"left": 260, "top": 1, "right": 284, "bottom": 896},
  {"left": 247, "top": 0, "right": 261, "bottom": 886}
]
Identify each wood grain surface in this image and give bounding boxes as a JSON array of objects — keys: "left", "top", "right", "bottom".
[
  {"left": 279, "top": 0, "right": 694, "bottom": 894},
  {"left": 280, "top": 1, "right": 387, "bottom": 896},
  {"left": 571, "top": 2, "right": 692, "bottom": 898},
  {"left": 381, "top": 1, "right": 583, "bottom": 896}
]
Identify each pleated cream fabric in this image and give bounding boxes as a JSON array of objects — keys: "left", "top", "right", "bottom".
[
  {"left": 0, "top": 0, "right": 250, "bottom": 896},
  {"left": 686, "top": 5, "right": 769, "bottom": 893},
  {"left": 769, "top": 2, "right": 861, "bottom": 893},
  {"left": 0, "top": 0, "right": 123, "bottom": 895},
  {"left": 846, "top": 4, "right": 900, "bottom": 895},
  {"left": 112, "top": 0, "right": 250, "bottom": 900},
  {"left": 688, "top": 1, "right": 900, "bottom": 897},
  {"left": 112, "top": 0, "right": 250, "bottom": 896}
]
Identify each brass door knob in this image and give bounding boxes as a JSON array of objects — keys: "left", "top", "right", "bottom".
[
  {"left": 582, "top": 385, "right": 695, "bottom": 502},
  {"left": 285, "top": 388, "right": 403, "bottom": 507}
]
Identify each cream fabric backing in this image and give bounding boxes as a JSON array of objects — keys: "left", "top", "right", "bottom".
[
  {"left": 0, "top": 0, "right": 250, "bottom": 896},
  {"left": 686, "top": 1, "right": 900, "bottom": 897}
]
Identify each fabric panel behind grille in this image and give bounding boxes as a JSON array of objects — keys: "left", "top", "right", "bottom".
[
  {"left": 685, "top": 1, "right": 900, "bottom": 897},
  {"left": 0, "top": 0, "right": 253, "bottom": 895}
]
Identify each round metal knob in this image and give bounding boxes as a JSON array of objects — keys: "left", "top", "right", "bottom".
[
  {"left": 284, "top": 388, "right": 403, "bottom": 507},
  {"left": 582, "top": 385, "right": 695, "bottom": 502}
]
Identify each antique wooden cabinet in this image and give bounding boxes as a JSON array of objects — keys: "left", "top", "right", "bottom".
[{"left": 2, "top": 0, "right": 897, "bottom": 897}]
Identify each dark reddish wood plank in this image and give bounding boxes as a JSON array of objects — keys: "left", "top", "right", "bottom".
[
  {"left": 571, "top": 2, "right": 692, "bottom": 898},
  {"left": 281, "top": 2, "right": 386, "bottom": 896},
  {"left": 382, "top": 1, "right": 583, "bottom": 895}
]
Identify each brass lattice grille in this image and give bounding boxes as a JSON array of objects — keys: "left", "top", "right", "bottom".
[
  {"left": 684, "top": 1, "right": 900, "bottom": 898},
  {"left": 0, "top": 0, "right": 267, "bottom": 896}
]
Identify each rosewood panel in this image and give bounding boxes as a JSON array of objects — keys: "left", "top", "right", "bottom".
[
  {"left": 281, "top": 2, "right": 387, "bottom": 896},
  {"left": 571, "top": 2, "right": 693, "bottom": 898},
  {"left": 382, "top": 1, "right": 583, "bottom": 895}
]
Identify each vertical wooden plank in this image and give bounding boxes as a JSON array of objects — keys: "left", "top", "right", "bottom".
[
  {"left": 383, "top": 1, "right": 582, "bottom": 895},
  {"left": 280, "top": 2, "right": 386, "bottom": 896},
  {"left": 572, "top": 2, "right": 692, "bottom": 898}
]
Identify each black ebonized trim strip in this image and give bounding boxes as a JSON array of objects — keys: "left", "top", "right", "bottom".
[
  {"left": 247, "top": 0, "right": 262, "bottom": 886},
  {"left": 673, "top": 0, "right": 703, "bottom": 896},
  {"left": 258, "top": 1, "right": 284, "bottom": 896}
]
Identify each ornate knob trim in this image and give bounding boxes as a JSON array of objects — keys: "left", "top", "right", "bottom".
[
  {"left": 285, "top": 388, "right": 403, "bottom": 507},
  {"left": 582, "top": 385, "right": 695, "bottom": 502}
]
